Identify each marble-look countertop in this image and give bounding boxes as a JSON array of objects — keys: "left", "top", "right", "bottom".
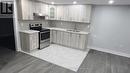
[
  {"left": 19, "top": 30, "right": 39, "bottom": 34},
  {"left": 44, "top": 27, "right": 90, "bottom": 35}
]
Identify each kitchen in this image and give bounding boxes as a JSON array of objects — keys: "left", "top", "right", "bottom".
[
  {"left": 17, "top": 0, "right": 91, "bottom": 71},
  {"left": 1, "top": 0, "right": 130, "bottom": 73},
  {"left": 17, "top": 0, "right": 130, "bottom": 72}
]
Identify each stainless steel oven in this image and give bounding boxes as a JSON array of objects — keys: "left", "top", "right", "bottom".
[
  {"left": 39, "top": 29, "right": 50, "bottom": 49},
  {"left": 29, "top": 24, "right": 50, "bottom": 49}
]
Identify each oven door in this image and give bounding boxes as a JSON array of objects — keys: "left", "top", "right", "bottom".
[{"left": 40, "top": 31, "right": 50, "bottom": 43}]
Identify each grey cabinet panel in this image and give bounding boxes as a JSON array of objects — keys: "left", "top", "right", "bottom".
[
  {"left": 70, "top": 33, "right": 76, "bottom": 48},
  {"left": 50, "top": 30, "right": 53, "bottom": 43},
  {"left": 56, "top": 31, "right": 61, "bottom": 44},
  {"left": 20, "top": 31, "right": 39, "bottom": 52},
  {"left": 63, "top": 32, "right": 69, "bottom": 46},
  {"left": 51, "top": 30, "right": 88, "bottom": 50},
  {"left": 79, "top": 35, "right": 87, "bottom": 50},
  {"left": 52, "top": 30, "right": 57, "bottom": 43},
  {"left": 59, "top": 31, "right": 64, "bottom": 45}
]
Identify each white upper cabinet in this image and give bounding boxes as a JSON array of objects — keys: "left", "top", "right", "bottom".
[
  {"left": 34, "top": 2, "right": 48, "bottom": 16},
  {"left": 17, "top": 0, "right": 91, "bottom": 22},
  {"left": 68, "top": 5, "right": 92, "bottom": 23},
  {"left": 17, "top": 0, "right": 48, "bottom": 20},
  {"left": 48, "top": 5, "right": 92, "bottom": 23},
  {"left": 17, "top": 0, "right": 35, "bottom": 20},
  {"left": 56, "top": 5, "right": 69, "bottom": 21},
  {"left": 48, "top": 5, "right": 57, "bottom": 20},
  {"left": 20, "top": 0, "right": 31, "bottom": 20}
]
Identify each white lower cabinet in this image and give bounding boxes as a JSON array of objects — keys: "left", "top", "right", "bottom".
[
  {"left": 51, "top": 30, "right": 88, "bottom": 50},
  {"left": 70, "top": 33, "right": 76, "bottom": 48},
  {"left": 59, "top": 31, "right": 64, "bottom": 45},
  {"left": 52, "top": 30, "right": 57, "bottom": 43},
  {"left": 50, "top": 30, "right": 53, "bottom": 43},
  {"left": 79, "top": 34, "right": 87, "bottom": 50},
  {"left": 63, "top": 32, "right": 70, "bottom": 46},
  {"left": 20, "top": 30, "right": 39, "bottom": 52},
  {"left": 56, "top": 31, "right": 61, "bottom": 44}
]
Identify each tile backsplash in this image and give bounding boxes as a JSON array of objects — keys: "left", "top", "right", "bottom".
[
  {"left": 19, "top": 20, "right": 90, "bottom": 32},
  {"left": 19, "top": 20, "right": 50, "bottom": 30},
  {"left": 50, "top": 21, "right": 90, "bottom": 32}
]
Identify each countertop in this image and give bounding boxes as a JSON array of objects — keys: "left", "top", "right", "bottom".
[
  {"left": 19, "top": 27, "right": 90, "bottom": 35},
  {"left": 44, "top": 27, "right": 90, "bottom": 35},
  {"left": 19, "top": 30, "right": 39, "bottom": 34}
]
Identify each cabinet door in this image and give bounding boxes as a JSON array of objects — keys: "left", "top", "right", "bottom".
[
  {"left": 29, "top": 33, "right": 39, "bottom": 50},
  {"left": 63, "top": 32, "right": 70, "bottom": 46},
  {"left": 83, "top": 5, "right": 91, "bottom": 23},
  {"left": 52, "top": 30, "right": 57, "bottom": 43},
  {"left": 70, "top": 33, "right": 74, "bottom": 48},
  {"left": 48, "top": 5, "right": 56, "bottom": 19},
  {"left": 68, "top": 5, "right": 79, "bottom": 21},
  {"left": 41, "top": 3, "right": 49, "bottom": 16},
  {"left": 56, "top": 31, "right": 61, "bottom": 44},
  {"left": 62, "top": 6, "right": 69, "bottom": 21},
  {"left": 70, "top": 33, "right": 79, "bottom": 48},
  {"left": 56, "top": 6, "right": 63, "bottom": 20},
  {"left": 59, "top": 31, "right": 63, "bottom": 45},
  {"left": 21, "top": 0, "right": 30, "bottom": 20},
  {"left": 27, "top": 0, "right": 34, "bottom": 20},
  {"left": 56, "top": 31, "right": 64, "bottom": 45},
  {"left": 50, "top": 30, "right": 53, "bottom": 43},
  {"left": 68, "top": 5, "right": 91, "bottom": 23},
  {"left": 79, "top": 34, "right": 87, "bottom": 50},
  {"left": 75, "top": 34, "right": 80, "bottom": 49},
  {"left": 34, "top": 2, "right": 43, "bottom": 14},
  {"left": 67, "top": 33, "right": 71, "bottom": 47}
]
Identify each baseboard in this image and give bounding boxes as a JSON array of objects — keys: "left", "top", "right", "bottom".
[
  {"left": 16, "top": 48, "right": 22, "bottom": 52},
  {"left": 88, "top": 46, "right": 130, "bottom": 58}
]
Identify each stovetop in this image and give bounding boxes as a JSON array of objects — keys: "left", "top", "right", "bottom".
[
  {"left": 40, "top": 28, "right": 50, "bottom": 32},
  {"left": 30, "top": 27, "right": 50, "bottom": 32}
]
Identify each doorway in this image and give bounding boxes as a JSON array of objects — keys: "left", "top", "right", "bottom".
[{"left": 0, "top": 1, "right": 16, "bottom": 51}]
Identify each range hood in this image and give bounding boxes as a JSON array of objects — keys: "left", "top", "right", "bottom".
[{"left": 33, "top": 13, "right": 48, "bottom": 20}]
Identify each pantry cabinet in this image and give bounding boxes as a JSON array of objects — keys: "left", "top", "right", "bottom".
[{"left": 51, "top": 30, "right": 88, "bottom": 50}]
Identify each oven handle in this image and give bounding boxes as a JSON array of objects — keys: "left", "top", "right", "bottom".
[{"left": 40, "top": 31, "right": 50, "bottom": 34}]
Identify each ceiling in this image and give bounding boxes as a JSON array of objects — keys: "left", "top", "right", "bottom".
[{"left": 38, "top": 0, "right": 130, "bottom": 5}]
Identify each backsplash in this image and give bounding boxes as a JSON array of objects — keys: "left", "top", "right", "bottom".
[
  {"left": 50, "top": 21, "right": 90, "bottom": 32},
  {"left": 19, "top": 20, "right": 50, "bottom": 30},
  {"left": 19, "top": 20, "right": 90, "bottom": 32}
]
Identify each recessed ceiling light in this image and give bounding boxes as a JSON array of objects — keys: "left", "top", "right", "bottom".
[
  {"left": 51, "top": 2, "right": 55, "bottom": 5},
  {"left": 73, "top": 1, "right": 77, "bottom": 4},
  {"left": 108, "top": 0, "right": 114, "bottom": 4}
]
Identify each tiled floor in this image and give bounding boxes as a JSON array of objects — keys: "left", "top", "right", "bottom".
[{"left": 30, "top": 44, "right": 88, "bottom": 72}]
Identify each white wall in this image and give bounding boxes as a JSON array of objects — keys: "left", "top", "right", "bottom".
[{"left": 88, "top": 5, "right": 130, "bottom": 57}]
